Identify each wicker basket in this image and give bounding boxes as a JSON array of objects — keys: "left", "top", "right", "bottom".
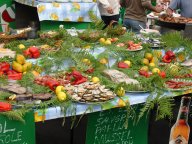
[
  {"left": 78, "top": 30, "right": 103, "bottom": 42},
  {"left": 0, "top": 32, "right": 27, "bottom": 43},
  {"left": 0, "top": 24, "right": 27, "bottom": 43},
  {"left": 106, "top": 21, "right": 126, "bottom": 36}
]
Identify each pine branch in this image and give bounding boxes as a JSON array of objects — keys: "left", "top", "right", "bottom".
[{"left": 0, "top": 109, "right": 29, "bottom": 123}]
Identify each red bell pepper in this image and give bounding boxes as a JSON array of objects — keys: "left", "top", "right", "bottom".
[
  {"left": 118, "top": 62, "right": 129, "bottom": 69},
  {"left": 29, "top": 46, "right": 40, "bottom": 58},
  {"left": 32, "top": 51, "right": 40, "bottom": 58},
  {"left": 0, "top": 62, "right": 10, "bottom": 73},
  {"left": 71, "top": 77, "right": 87, "bottom": 85},
  {"left": 139, "top": 70, "right": 151, "bottom": 78},
  {"left": 86, "top": 68, "right": 94, "bottom": 74},
  {"left": 45, "top": 79, "right": 60, "bottom": 91},
  {"left": 23, "top": 46, "right": 40, "bottom": 59},
  {"left": 7, "top": 70, "right": 18, "bottom": 75},
  {"left": 8, "top": 73, "right": 22, "bottom": 80},
  {"left": 23, "top": 49, "right": 33, "bottom": 58},
  {"left": 165, "top": 50, "right": 175, "bottom": 59},
  {"left": 0, "top": 102, "right": 12, "bottom": 112},
  {"left": 65, "top": 70, "right": 87, "bottom": 85},
  {"left": 162, "top": 55, "right": 172, "bottom": 63},
  {"left": 71, "top": 70, "right": 84, "bottom": 80},
  {"left": 29, "top": 46, "right": 39, "bottom": 53},
  {"left": 159, "top": 71, "right": 166, "bottom": 78}
]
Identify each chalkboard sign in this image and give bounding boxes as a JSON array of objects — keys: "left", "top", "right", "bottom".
[
  {"left": 86, "top": 106, "right": 148, "bottom": 144},
  {"left": 0, "top": 111, "right": 35, "bottom": 144}
]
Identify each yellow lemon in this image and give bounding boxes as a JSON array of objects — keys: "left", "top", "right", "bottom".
[
  {"left": 145, "top": 53, "right": 153, "bottom": 61},
  {"left": 177, "top": 53, "right": 186, "bottom": 62},
  {"left": 152, "top": 68, "right": 160, "bottom": 74},
  {"left": 142, "top": 58, "right": 149, "bottom": 65},
  {"left": 124, "top": 60, "right": 131, "bottom": 67},
  {"left": 83, "top": 45, "right": 91, "bottom": 49},
  {"left": 117, "top": 99, "right": 129, "bottom": 107},
  {"left": 140, "top": 66, "right": 149, "bottom": 72},
  {"left": 16, "top": 54, "right": 26, "bottom": 65},
  {"left": 116, "top": 87, "right": 125, "bottom": 97},
  {"left": 99, "top": 58, "right": 108, "bottom": 64},
  {"left": 18, "top": 44, "right": 25, "bottom": 49},
  {"left": 150, "top": 57, "right": 158, "bottom": 64},
  {"left": 104, "top": 40, "right": 112, "bottom": 45},
  {"left": 107, "top": 38, "right": 112, "bottom": 41},
  {"left": 149, "top": 63, "right": 156, "bottom": 68},
  {"left": 12, "top": 61, "right": 23, "bottom": 73},
  {"left": 22, "top": 62, "right": 32, "bottom": 72},
  {"left": 91, "top": 77, "right": 100, "bottom": 83},
  {"left": 56, "top": 86, "right": 65, "bottom": 95},
  {"left": 57, "top": 92, "right": 67, "bottom": 102},
  {"left": 99, "top": 38, "right": 105, "bottom": 43},
  {"left": 82, "top": 59, "right": 91, "bottom": 65}
]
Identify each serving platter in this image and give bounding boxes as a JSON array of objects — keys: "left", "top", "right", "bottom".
[
  {"left": 127, "top": 46, "right": 143, "bottom": 52},
  {"left": 163, "top": 78, "right": 192, "bottom": 91}
]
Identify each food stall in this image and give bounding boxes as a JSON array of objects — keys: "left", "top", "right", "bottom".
[{"left": 0, "top": 1, "right": 192, "bottom": 144}]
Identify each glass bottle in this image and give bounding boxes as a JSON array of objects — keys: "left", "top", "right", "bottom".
[{"left": 169, "top": 96, "right": 191, "bottom": 144}]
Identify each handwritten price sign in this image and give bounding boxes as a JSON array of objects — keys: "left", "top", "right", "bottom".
[
  {"left": 0, "top": 112, "right": 35, "bottom": 144},
  {"left": 86, "top": 106, "right": 148, "bottom": 144}
]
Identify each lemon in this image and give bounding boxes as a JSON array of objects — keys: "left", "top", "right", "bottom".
[
  {"left": 116, "top": 87, "right": 125, "bottom": 97},
  {"left": 16, "top": 54, "right": 26, "bottom": 65},
  {"left": 142, "top": 58, "right": 149, "bottom": 65},
  {"left": 150, "top": 57, "right": 158, "bottom": 64},
  {"left": 107, "top": 38, "right": 112, "bottom": 41},
  {"left": 57, "top": 92, "right": 67, "bottom": 102},
  {"left": 104, "top": 40, "right": 112, "bottom": 45},
  {"left": 82, "top": 59, "right": 91, "bottom": 65},
  {"left": 56, "top": 86, "right": 65, "bottom": 95},
  {"left": 83, "top": 45, "right": 91, "bottom": 49},
  {"left": 18, "top": 44, "right": 25, "bottom": 49},
  {"left": 145, "top": 53, "right": 153, "bottom": 61},
  {"left": 152, "top": 68, "right": 160, "bottom": 74},
  {"left": 149, "top": 63, "right": 155, "bottom": 68},
  {"left": 140, "top": 66, "right": 149, "bottom": 72},
  {"left": 99, "top": 58, "right": 108, "bottom": 64},
  {"left": 91, "top": 77, "right": 100, "bottom": 83},
  {"left": 124, "top": 60, "right": 131, "bottom": 67},
  {"left": 99, "top": 38, "right": 105, "bottom": 44},
  {"left": 117, "top": 99, "right": 129, "bottom": 107}
]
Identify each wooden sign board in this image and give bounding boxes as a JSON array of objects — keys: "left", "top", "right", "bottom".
[
  {"left": 86, "top": 105, "right": 148, "bottom": 144},
  {"left": 0, "top": 111, "right": 35, "bottom": 144}
]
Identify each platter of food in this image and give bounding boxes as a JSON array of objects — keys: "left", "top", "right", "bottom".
[
  {"left": 157, "top": 14, "right": 192, "bottom": 30},
  {"left": 163, "top": 79, "right": 192, "bottom": 91},
  {"left": 127, "top": 41, "right": 143, "bottom": 51},
  {"left": 65, "top": 82, "right": 116, "bottom": 103}
]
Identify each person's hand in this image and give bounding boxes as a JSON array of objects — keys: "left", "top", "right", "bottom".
[
  {"left": 155, "top": 5, "right": 164, "bottom": 13},
  {"left": 166, "top": 8, "right": 173, "bottom": 16},
  {"left": 106, "top": 6, "right": 114, "bottom": 14}
]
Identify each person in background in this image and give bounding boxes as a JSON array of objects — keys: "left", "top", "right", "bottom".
[
  {"left": 98, "top": 0, "right": 120, "bottom": 29},
  {"left": 122, "top": 0, "right": 164, "bottom": 33},
  {"left": 166, "top": 0, "right": 192, "bottom": 18}
]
